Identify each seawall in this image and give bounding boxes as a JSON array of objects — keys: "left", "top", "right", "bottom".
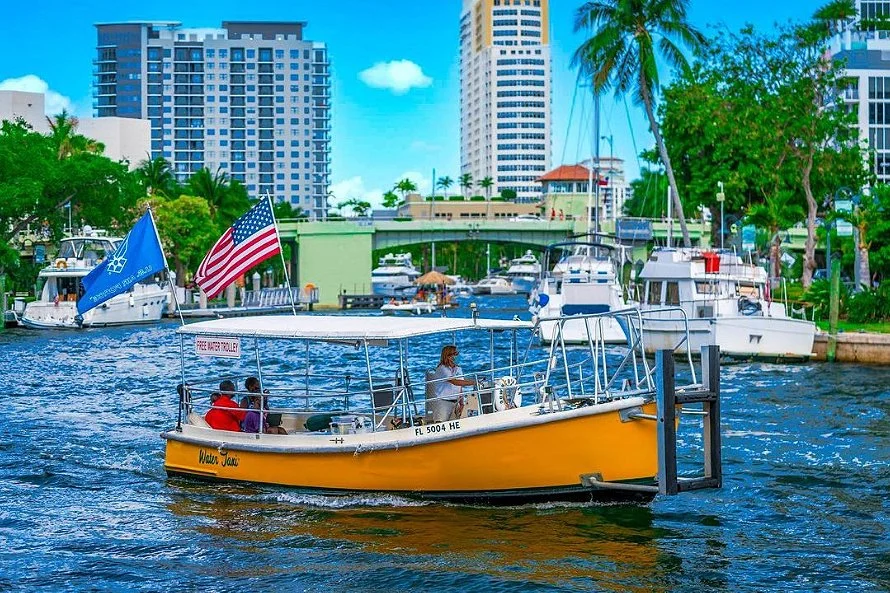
[{"left": 812, "top": 332, "right": 890, "bottom": 364}]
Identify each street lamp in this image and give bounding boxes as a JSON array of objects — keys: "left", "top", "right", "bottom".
[{"left": 716, "top": 182, "right": 726, "bottom": 250}]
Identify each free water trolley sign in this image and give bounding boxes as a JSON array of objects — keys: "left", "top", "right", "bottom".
[{"left": 195, "top": 336, "right": 241, "bottom": 358}]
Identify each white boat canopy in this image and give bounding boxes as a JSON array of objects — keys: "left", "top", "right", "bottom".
[{"left": 176, "top": 315, "right": 533, "bottom": 340}]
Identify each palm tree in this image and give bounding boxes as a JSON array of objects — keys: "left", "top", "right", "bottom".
[
  {"left": 137, "top": 155, "right": 175, "bottom": 197},
  {"left": 189, "top": 167, "right": 230, "bottom": 220},
  {"left": 459, "top": 173, "right": 473, "bottom": 200},
  {"left": 746, "top": 191, "right": 804, "bottom": 279},
  {"left": 46, "top": 109, "right": 104, "bottom": 159},
  {"left": 382, "top": 190, "right": 400, "bottom": 209},
  {"left": 395, "top": 178, "right": 418, "bottom": 200},
  {"left": 436, "top": 176, "right": 454, "bottom": 198},
  {"left": 572, "top": 0, "right": 704, "bottom": 248},
  {"left": 479, "top": 176, "right": 494, "bottom": 218}
]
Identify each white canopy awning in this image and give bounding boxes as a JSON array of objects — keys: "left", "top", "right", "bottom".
[{"left": 176, "top": 315, "right": 533, "bottom": 340}]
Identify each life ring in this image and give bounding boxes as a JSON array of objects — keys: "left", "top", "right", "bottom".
[
  {"left": 55, "top": 259, "right": 67, "bottom": 269},
  {"left": 493, "top": 376, "right": 521, "bottom": 411}
]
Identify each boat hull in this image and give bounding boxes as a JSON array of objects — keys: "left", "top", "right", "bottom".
[
  {"left": 639, "top": 314, "right": 816, "bottom": 359},
  {"left": 539, "top": 316, "right": 627, "bottom": 345},
  {"left": 21, "top": 287, "right": 168, "bottom": 329},
  {"left": 163, "top": 399, "right": 659, "bottom": 503}
]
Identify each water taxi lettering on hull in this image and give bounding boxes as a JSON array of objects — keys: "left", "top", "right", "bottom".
[
  {"left": 198, "top": 449, "right": 240, "bottom": 467},
  {"left": 162, "top": 313, "right": 723, "bottom": 504}
]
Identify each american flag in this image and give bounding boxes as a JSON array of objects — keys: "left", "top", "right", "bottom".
[{"left": 194, "top": 199, "right": 281, "bottom": 299}]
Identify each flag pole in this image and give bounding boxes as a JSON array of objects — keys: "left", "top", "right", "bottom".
[
  {"left": 147, "top": 206, "right": 185, "bottom": 326},
  {"left": 266, "top": 193, "right": 299, "bottom": 317}
]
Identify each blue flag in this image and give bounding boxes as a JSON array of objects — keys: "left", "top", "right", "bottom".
[{"left": 77, "top": 211, "right": 167, "bottom": 315}]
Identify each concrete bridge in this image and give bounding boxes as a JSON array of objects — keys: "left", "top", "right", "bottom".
[{"left": 276, "top": 218, "right": 711, "bottom": 307}]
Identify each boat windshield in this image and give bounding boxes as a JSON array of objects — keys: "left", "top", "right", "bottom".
[{"left": 58, "top": 238, "right": 119, "bottom": 261}]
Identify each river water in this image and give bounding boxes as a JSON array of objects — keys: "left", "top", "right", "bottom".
[{"left": 0, "top": 296, "right": 887, "bottom": 592}]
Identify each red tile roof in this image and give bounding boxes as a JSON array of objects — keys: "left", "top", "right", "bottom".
[{"left": 536, "top": 164, "right": 603, "bottom": 182}]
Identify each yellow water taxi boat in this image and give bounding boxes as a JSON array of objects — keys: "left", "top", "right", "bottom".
[{"left": 162, "top": 311, "right": 722, "bottom": 504}]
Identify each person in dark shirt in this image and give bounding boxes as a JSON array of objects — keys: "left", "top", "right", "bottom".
[{"left": 242, "top": 377, "right": 287, "bottom": 435}]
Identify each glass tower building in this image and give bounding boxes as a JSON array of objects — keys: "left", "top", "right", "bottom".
[
  {"left": 94, "top": 21, "right": 331, "bottom": 218},
  {"left": 460, "top": 0, "right": 552, "bottom": 202}
]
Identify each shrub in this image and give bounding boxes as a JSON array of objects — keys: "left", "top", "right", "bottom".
[
  {"left": 470, "top": 195, "right": 485, "bottom": 201},
  {"left": 448, "top": 195, "right": 464, "bottom": 201},
  {"left": 501, "top": 189, "right": 517, "bottom": 200},
  {"left": 847, "top": 283, "right": 890, "bottom": 323},
  {"left": 803, "top": 279, "right": 848, "bottom": 321}
]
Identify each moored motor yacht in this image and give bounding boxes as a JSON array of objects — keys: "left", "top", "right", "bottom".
[
  {"left": 21, "top": 230, "right": 169, "bottom": 329},
  {"left": 371, "top": 253, "right": 420, "bottom": 297},
  {"left": 472, "top": 275, "right": 515, "bottom": 295},
  {"left": 633, "top": 248, "right": 816, "bottom": 359},
  {"left": 532, "top": 241, "right": 629, "bottom": 344},
  {"left": 504, "top": 250, "right": 541, "bottom": 295}
]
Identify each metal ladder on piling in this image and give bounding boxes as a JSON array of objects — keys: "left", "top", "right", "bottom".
[
  {"left": 583, "top": 345, "right": 722, "bottom": 496},
  {"left": 656, "top": 345, "right": 722, "bottom": 495}
]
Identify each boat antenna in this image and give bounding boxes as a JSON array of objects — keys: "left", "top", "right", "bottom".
[{"left": 266, "top": 193, "right": 299, "bottom": 317}]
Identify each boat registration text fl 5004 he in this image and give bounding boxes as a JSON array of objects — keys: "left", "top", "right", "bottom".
[{"left": 162, "top": 311, "right": 722, "bottom": 504}]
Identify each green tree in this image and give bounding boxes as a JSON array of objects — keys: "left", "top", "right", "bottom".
[
  {"left": 272, "top": 201, "right": 306, "bottom": 220},
  {"left": 0, "top": 120, "right": 142, "bottom": 283},
  {"left": 144, "top": 195, "right": 216, "bottom": 285},
  {"left": 436, "top": 176, "right": 454, "bottom": 198},
  {"left": 625, "top": 167, "right": 668, "bottom": 218},
  {"left": 395, "top": 178, "right": 417, "bottom": 200},
  {"left": 45, "top": 110, "right": 104, "bottom": 159},
  {"left": 382, "top": 190, "right": 400, "bottom": 209},
  {"left": 572, "top": 0, "right": 704, "bottom": 248},
  {"left": 478, "top": 176, "right": 494, "bottom": 199},
  {"left": 459, "top": 173, "right": 473, "bottom": 199},
  {"left": 337, "top": 197, "right": 372, "bottom": 217},
  {"left": 746, "top": 191, "right": 805, "bottom": 278},
  {"left": 659, "top": 21, "right": 867, "bottom": 286},
  {"left": 137, "top": 155, "right": 176, "bottom": 197}
]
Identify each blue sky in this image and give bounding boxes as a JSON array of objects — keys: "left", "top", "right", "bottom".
[{"left": 0, "top": 0, "right": 820, "bottom": 207}]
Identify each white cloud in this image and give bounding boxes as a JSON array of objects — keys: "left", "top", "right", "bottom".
[
  {"left": 358, "top": 60, "right": 432, "bottom": 94},
  {"left": 329, "top": 176, "right": 385, "bottom": 211},
  {"left": 0, "top": 74, "right": 75, "bottom": 115}
]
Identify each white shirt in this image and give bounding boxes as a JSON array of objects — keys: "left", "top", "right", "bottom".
[{"left": 432, "top": 364, "right": 463, "bottom": 402}]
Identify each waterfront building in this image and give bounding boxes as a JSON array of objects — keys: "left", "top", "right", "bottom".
[
  {"left": 459, "top": 0, "right": 552, "bottom": 203},
  {"left": 831, "top": 4, "right": 890, "bottom": 181},
  {"left": 0, "top": 91, "right": 48, "bottom": 133},
  {"left": 536, "top": 159, "right": 627, "bottom": 225},
  {"left": 0, "top": 90, "right": 150, "bottom": 169},
  {"left": 396, "top": 192, "right": 540, "bottom": 220},
  {"left": 93, "top": 21, "right": 332, "bottom": 218}
]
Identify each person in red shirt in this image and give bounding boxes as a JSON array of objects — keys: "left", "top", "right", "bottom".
[{"left": 204, "top": 380, "right": 245, "bottom": 431}]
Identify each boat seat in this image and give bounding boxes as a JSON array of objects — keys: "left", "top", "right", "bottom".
[
  {"left": 372, "top": 384, "right": 395, "bottom": 418},
  {"left": 187, "top": 412, "right": 211, "bottom": 428}
]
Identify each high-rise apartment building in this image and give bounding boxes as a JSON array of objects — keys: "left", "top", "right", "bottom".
[
  {"left": 832, "top": 3, "right": 890, "bottom": 182},
  {"left": 94, "top": 21, "right": 331, "bottom": 218},
  {"left": 460, "top": 0, "right": 551, "bottom": 202}
]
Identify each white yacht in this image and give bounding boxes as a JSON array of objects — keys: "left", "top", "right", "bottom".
[
  {"left": 472, "top": 275, "right": 516, "bottom": 295},
  {"left": 532, "top": 242, "right": 629, "bottom": 344},
  {"left": 21, "top": 230, "right": 169, "bottom": 329},
  {"left": 371, "top": 253, "right": 420, "bottom": 297},
  {"left": 504, "top": 250, "right": 541, "bottom": 294},
  {"left": 634, "top": 248, "right": 815, "bottom": 359}
]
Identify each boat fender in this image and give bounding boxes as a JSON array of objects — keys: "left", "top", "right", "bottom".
[
  {"left": 738, "top": 296, "right": 762, "bottom": 316},
  {"left": 55, "top": 258, "right": 67, "bottom": 269},
  {"left": 493, "top": 376, "right": 521, "bottom": 411}
]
